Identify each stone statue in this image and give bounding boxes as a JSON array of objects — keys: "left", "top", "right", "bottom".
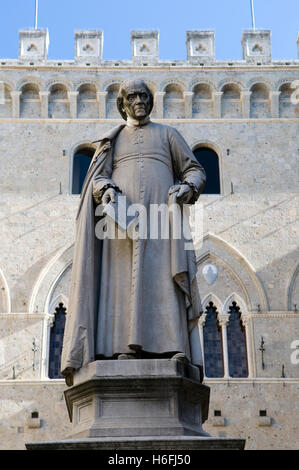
[{"left": 61, "top": 79, "right": 206, "bottom": 386}]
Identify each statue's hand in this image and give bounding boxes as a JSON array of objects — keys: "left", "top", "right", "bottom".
[
  {"left": 102, "top": 187, "right": 116, "bottom": 205},
  {"left": 168, "top": 184, "right": 194, "bottom": 204}
]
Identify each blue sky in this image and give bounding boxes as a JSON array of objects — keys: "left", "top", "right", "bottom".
[{"left": 0, "top": 0, "right": 298, "bottom": 60}]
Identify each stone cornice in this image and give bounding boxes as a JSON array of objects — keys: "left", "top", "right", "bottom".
[{"left": 1, "top": 63, "right": 299, "bottom": 72}]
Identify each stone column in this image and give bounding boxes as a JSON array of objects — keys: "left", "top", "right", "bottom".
[
  {"left": 40, "top": 314, "right": 55, "bottom": 380},
  {"left": 241, "top": 91, "right": 252, "bottom": 119},
  {"left": 68, "top": 91, "right": 78, "bottom": 119},
  {"left": 154, "top": 91, "right": 165, "bottom": 119},
  {"left": 184, "top": 92, "right": 194, "bottom": 119},
  {"left": 218, "top": 314, "right": 230, "bottom": 378},
  {"left": 198, "top": 314, "right": 207, "bottom": 375},
  {"left": 39, "top": 91, "right": 49, "bottom": 118},
  {"left": 270, "top": 91, "right": 281, "bottom": 118},
  {"left": 97, "top": 91, "right": 107, "bottom": 119},
  {"left": 213, "top": 92, "right": 223, "bottom": 118},
  {"left": 241, "top": 314, "right": 254, "bottom": 378},
  {"left": 11, "top": 91, "right": 21, "bottom": 118},
  {"left": 0, "top": 82, "right": 4, "bottom": 104}
]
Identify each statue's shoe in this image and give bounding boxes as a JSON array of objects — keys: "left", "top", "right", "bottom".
[{"left": 117, "top": 354, "right": 135, "bottom": 360}]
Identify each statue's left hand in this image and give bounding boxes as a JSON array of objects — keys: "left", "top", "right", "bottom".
[{"left": 168, "top": 184, "right": 194, "bottom": 204}]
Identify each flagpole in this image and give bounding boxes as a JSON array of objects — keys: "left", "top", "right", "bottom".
[
  {"left": 34, "top": 0, "right": 39, "bottom": 30},
  {"left": 250, "top": 0, "right": 256, "bottom": 30}
]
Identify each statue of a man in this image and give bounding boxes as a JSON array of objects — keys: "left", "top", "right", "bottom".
[{"left": 61, "top": 79, "right": 206, "bottom": 386}]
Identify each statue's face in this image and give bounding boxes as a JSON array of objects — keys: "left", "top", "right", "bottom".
[{"left": 122, "top": 85, "right": 151, "bottom": 120}]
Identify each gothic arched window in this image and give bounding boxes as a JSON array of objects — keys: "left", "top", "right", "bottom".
[
  {"left": 227, "top": 302, "right": 248, "bottom": 377},
  {"left": 193, "top": 147, "right": 220, "bottom": 194},
  {"left": 202, "top": 302, "right": 224, "bottom": 377},
  {"left": 72, "top": 147, "right": 94, "bottom": 194},
  {"left": 48, "top": 303, "right": 67, "bottom": 379}
]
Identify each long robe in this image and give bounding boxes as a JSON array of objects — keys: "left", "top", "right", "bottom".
[{"left": 61, "top": 120, "right": 206, "bottom": 375}]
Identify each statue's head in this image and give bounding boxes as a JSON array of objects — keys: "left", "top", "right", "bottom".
[{"left": 117, "top": 79, "right": 153, "bottom": 121}]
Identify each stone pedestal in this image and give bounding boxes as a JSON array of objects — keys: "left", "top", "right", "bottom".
[
  {"left": 65, "top": 359, "right": 209, "bottom": 439},
  {"left": 26, "top": 360, "right": 245, "bottom": 450}
]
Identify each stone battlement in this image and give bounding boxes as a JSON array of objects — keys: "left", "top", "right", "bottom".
[{"left": 1, "top": 29, "right": 299, "bottom": 66}]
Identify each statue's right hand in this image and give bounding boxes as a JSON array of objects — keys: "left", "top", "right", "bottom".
[
  {"left": 102, "top": 187, "right": 116, "bottom": 205},
  {"left": 63, "top": 367, "right": 75, "bottom": 387}
]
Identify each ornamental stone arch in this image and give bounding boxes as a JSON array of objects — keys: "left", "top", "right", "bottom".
[
  {"left": 246, "top": 77, "right": 274, "bottom": 92},
  {"left": 196, "top": 233, "right": 269, "bottom": 311},
  {"left": 189, "top": 78, "right": 217, "bottom": 92},
  {"left": 201, "top": 293, "right": 223, "bottom": 314},
  {"left": 161, "top": 78, "right": 187, "bottom": 93},
  {"left": 218, "top": 77, "right": 245, "bottom": 91},
  {"left": 274, "top": 77, "right": 299, "bottom": 92},
  {"left": 48, "top": 293, "right": 69, "bottom": 317},
  {"left": 102, "top": 78, "right": 125, "bottom": 92},
  {"left": 191, "top": 138, "right": 222, "bottom": 156},
  {"left": 28, "top": 244, "right": 74, "bottom": 315},
  {"left": 75, "top": 79, "right": 101, "bottom": 93},
  {"left": 223, "top": 292, "right": 248, "bottom": 315},
  {"left": 138, "top": 78, "right": 158, "bottom": 93},
  {"left": 16, "top": 76, "right": 45, "bottom": 91},
  {"left": 0, "top": 77, "right": 16, "bottom": 91},
  {"left": 287, "top": 263, "right": 299, "bottom": 311},
  {"left": 0, "top": 267, "right": 11, "bottom": 313},
  {"left": 46, "top": 78, "right": 74, "bottom": 92}
]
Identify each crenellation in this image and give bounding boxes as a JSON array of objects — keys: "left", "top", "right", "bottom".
[
  {"left": 18, "top": 29, "right": 49, "bottom": 64},
  {"left": 131, "top": 30, "right": 159, "bottom": 65},
  {"left": 241, "top": 30, "right": 272, "bottom": 64},
  {"left": 186, "top": 30, "right": 215, "bottom": 64},
  {"left": 1, "top": 28, "right": 298, "bottom": 66},
  {"left": 74, "top": 30, "right": 103, "bottom": 65}
]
